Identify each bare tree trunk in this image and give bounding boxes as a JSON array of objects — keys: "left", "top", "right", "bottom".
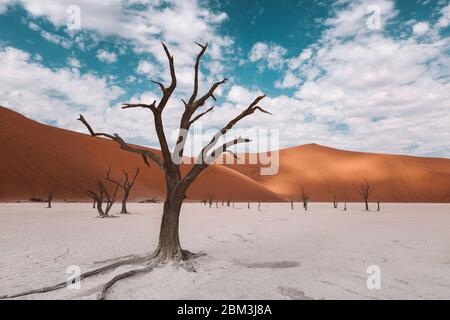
[
  {"left": 121, "top": 192, "right": 129, "bottom": 214},
  {"left": 93, "top": 199, "right": 96, "bottom": 209},
  {"left": 154, "top": 194, "right": 183, "bottom": 261},
  {"left": 365, "top": 199, "right": 369, "bottom": 211}
]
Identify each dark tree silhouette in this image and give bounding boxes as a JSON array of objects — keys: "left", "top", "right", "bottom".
[
  {"left": 356, "top": 179, "right": 374, "bottom": 211},
  {"left": 377, "top": 200, "right": 380, "bottom": 212},
  {"left": 332, "top": 193, "right": 338, "bottom": 209},
  {"left": 46, "top": 188, "right": 55, "bottom": 209},
  {"left": 106, "top": 167, "right": 140, "bottom": 214},
  {"left": 301, "top": 186, "right": 309, "bottom": 211},
  {"left": 290, "top": 198, "right": 294, "bottom": 210},
  {"left": 88, "top": 179, "right": 119, "bottom": 218},
  {"left": 208, "top": 194, "right": 213, "bottom": 208},
  {"left": 78, "top": 42, "right": 270, "bottom": 264},
  {"left": 343, "top": 201, "right": 347, "bottom": 211},
  {"left": 4, "top": 42, "right": 271, "bottom": 300}
]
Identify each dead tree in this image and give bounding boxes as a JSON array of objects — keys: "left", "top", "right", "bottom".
[
  {"left": 78, "top": 42, "right": 271, "bottom": 263},
  {"left": 301, "top": 186, "right": 309, "bottom": 211},
  {"left": 88, "top": 179, "right": 119, "bottom": 218},
  {"left": 248, "top": 202, "right": 250, "bottom": 209},
  {"left": 332, "top": 193, "right": 338, "bottom": 209},
  {"left": 343, "top": 202, "right": 347, "bottom": 211},
  {"left": 6, "top": 42, "right": 271, "bottom": 300},
  {"left": 356, "top": 179, "right": 374, "bottom": 211},
  {"left": 208, "top": 194, "right": 213, "bottom": 208},
  {"left": 106, "top": 167, "right": 140, "bottom": 214},
  {"left": 46, "top": 188, "right": 55, "bottom": 208},
  {"left": 377, "top": 200, "right": 380, "bottom": 212},
  {"left": 258, "top": 202, "right": 261, "bottom": 212},
  {"left": 290, "top": 199, "right": 294, "bottom": 210}
]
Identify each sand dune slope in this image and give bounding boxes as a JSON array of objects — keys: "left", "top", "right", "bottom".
[
  {"left": 1, "top": 106, "right": 449, "bottom": 203},
  {"left": 224, "top": 144, "right": 450, "bottom": 202},
  {"left": 0, "top": 107, "right": 284, "bottom": 202}
]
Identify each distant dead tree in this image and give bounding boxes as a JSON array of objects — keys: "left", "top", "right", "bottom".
[
  {"left": 332, "top": 193, "right": 338, "bottom": 209},
  {"left": 258, "top": 202, "right": 261, "bottom": 212},
  {"left": 92, "top": 199, "right": 96, "bottom": 209},
  {"left": 208, "top": 194, "right": 213, "bottom": 208},
  {"left": 377, "top": 200, "right": 380, "bottom": 212},
  {"left": 248, "top": 202, "right": 250, "bottom": 209},
  {"left": 301, "top": 186, "right": 309, "bottom": 211},
  {"left": 226, "top": 199, "right": 231, "bottom": 207},
  {"left": 343, "top": 202, "right": 347, "bottom": 211},
  {"left": 356, "top": 179, "right": 374, "bottom": 211},
  {"left": 4, "top": 42, "right": 271, "bottom": 300},
  {"left": 46, "top": 188, "right": 55, "bottom": 209},
  {"left": 106, "top": 167, "right": 140, "bottom": 214},
  {"left": 88, "top": 179, "right": 119, "bottom": 218},
  {"left": 290, "top": 198, "right": 294, "bottom": 210}
]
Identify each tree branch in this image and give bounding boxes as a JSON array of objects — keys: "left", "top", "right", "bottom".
[
  {"left": 77, "top": 115, "right": 164, "bottom": 170},
  {"left": 188, "top": 42, "right": 208, "bottom": 105},
  {"left": 188, "top": 106, "right": 214, "bottom": 126}
]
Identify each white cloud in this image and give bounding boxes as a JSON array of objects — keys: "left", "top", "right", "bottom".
[
  {"left": 1, "top": 0, "right": 231, "bottom": 74},
  {"left": 275, "top": 72, "right": 301, "bottom": 89},
  {"left": 412, "top": 22, "right": 430, "bottom": 35},
  {"left": 288, "top": 48, "right": 312, "bottom": 70},
  {"left": 437, "top": 4, "right": 450, "bottom": 29},
  {"left": 0, "top": 46, "right": 123, "bottom": 130},
  {"left": 249, "top": 42, "right": 287, "bottom": 71},
  {"left": 96, "top": 49, "right": 117, "bottom": 63},
  {"left": 136, "top": 60, "right": 157, "bottom": 77},
  {"left": 67, "top": 57, "right": 81, "bottom": 68}
]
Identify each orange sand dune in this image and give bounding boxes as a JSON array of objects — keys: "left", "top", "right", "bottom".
[
  {"left": 1, "top": 106, "right": 449, "bottom": 203},
  {"left": 0, "top": 107, "right": 284, "bottom": 202},
  {"left": 223, "top": 144, "right": 450, "bottom": 202}
]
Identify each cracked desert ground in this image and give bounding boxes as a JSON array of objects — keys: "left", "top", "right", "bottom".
[{"left": 1, "top": 203, "right": 449, "bottom": 300}]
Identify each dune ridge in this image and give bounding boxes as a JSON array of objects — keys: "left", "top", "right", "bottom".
[{"left": 1, "top": 106, "right": 449, "bottom": 203}]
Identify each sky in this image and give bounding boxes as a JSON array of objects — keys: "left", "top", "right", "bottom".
[{"left": 0, "top": 0, "right": 449, "bottom": 157}]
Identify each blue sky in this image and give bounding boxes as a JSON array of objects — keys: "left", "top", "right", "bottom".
[{"left": 0, "top": 0, "right": 449, "bottom": 157}]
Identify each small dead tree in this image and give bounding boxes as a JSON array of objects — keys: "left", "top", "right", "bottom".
[
  {"left": 208, "top": 194, "right": 213, "bottom": 208},
  {"left": 377, "top": 200, "right": 380, "bottom": 212},
  {"left": 356, "top": 179, "right": 374, "bottom": 211},
  {"left": 301, "top": 186, "right": 309, "bottom": 211},
  {"left": 88, "top": 179, "right": 119, "bottom": 218},
  {"left": 343, "top": 202, "right": 347, "bottom": 211},
  {"left": 290, "top": 199, "right": 294, "bottom": 210},
  {"left": 46, "top": 188, "right": 55, "bottom": 208},
  {"left": 106, "top": 167, "right": 140, "bottom": 214},
  {"left": 258, "top": 202, "right": 261, "bottom": 212},
  {"left": 332, "top": 193, "right": 338, "bottom": 209},
  {"left": 248, "top": 202, "right": 250, "bottom": 209}
]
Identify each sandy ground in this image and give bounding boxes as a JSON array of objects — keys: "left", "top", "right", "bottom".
[{"left": 0, "top": 202, "right": 449, "bottom": 300}]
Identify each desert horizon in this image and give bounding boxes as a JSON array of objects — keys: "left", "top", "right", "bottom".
[{"left": 1, "top": 106, "right": 449, "bottom": 204}]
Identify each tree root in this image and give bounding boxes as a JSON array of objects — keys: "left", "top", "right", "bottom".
[
  {"left": 0, "top": 254, "right": 149, "bottom": 299},
  {"left": 98, "top": 264, "right": 156, "bottom": 300},
  {"left": 1, "top": 249, "right": 206, "bottom": 300}
]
